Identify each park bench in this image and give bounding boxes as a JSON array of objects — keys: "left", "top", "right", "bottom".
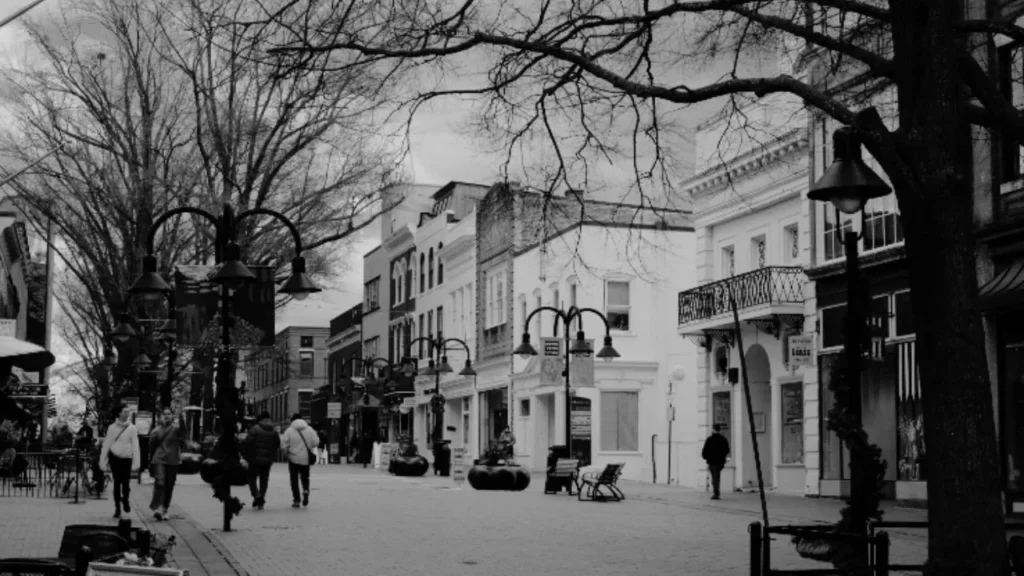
[
  {"left": 578, "top": 462, "right": 626, "bottom": 502},
  {"left": 544, "top": 458, "right": 580, "bottom": 495}
]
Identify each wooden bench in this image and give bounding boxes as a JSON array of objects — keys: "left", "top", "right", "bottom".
[
  {"left": 578, "top": 462, "right": 626, "bottom": 502},
  {"left": 544, "top": 458, "right": 580, "bottom": 495}
]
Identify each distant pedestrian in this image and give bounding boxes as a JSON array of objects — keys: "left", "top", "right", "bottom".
[
  {"left": 100, "top": 404, "right": 140, "bottom": 518},
  {"left": 148, "top": 407, "right": 188, "bottom": 520},
  {"left": 242, "top": 411, "right": 279, "bottom": 510},
  {"left": 701, "top": 424, "right": 730, "bottom": 500},
  {"left": 280, "top": 413, "right": 319, "bottom": 508},
  {"left": 317, "top": 427, "right": 328, "bottom": 464}
]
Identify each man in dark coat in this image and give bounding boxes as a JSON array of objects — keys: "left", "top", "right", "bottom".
[
  {"left": 242, "top": 411, "right": 279, "bottom": 510},
  {"left": 701, "top": 424, "right": 731, "bottom": 500}
]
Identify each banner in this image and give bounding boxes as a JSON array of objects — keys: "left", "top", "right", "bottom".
[
  {"left": 539, "top": 337, "right": 595, "bottom": 388},
  {"left": 175, "top": 265, "right": 276, "bottom": 349}
]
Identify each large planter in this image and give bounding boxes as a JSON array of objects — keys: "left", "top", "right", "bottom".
[
  {"left": 178, "top": 453, "right": 202, "bottom": 476},
  {"left": 198, "top": 458, "right": 248, "bottom": 487},
  {"left": 467, "top": 463, "right": 531, "bottom": 491},
  {"left": 389, "top": 454, "right": 429, "bottom": 477}
]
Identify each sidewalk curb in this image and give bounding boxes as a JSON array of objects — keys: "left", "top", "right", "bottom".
[{"left": 130, "top": 479, "right": 248, "bottom": 576}]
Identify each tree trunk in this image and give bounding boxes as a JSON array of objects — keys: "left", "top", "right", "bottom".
[{"left": 887, "top": 0, "right": 1007, "bottom": 572}]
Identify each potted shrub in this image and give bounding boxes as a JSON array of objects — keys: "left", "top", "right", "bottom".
[
  {"left": 467, "top": 447, "right": 530, "bottom": 491},
  {"left": 179, "top": 441, "right": 202, "bottom": 476},
  {"left": 389, "top": 435, "right": 429, "bottom": 477}
]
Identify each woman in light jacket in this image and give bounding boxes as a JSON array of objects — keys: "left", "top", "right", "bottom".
[
  {"left": 280, "top": 413, "right": 319, "bottom": 508},
  {"left": 100, "top": 404, "right": 140, "bottom": 518}
]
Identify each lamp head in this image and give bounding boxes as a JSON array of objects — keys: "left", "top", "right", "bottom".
[
  {"left": 596, "top": 335, "right": 620, "bottom": 362},
  {"left": 513, "top": 333, "right": 537, "bottom": 360},
  {"left": 99, "top": 350, "right": 117, "bottom": 373},
  {"left": 111, "top": 314, "right": 137, "bottom": 344},
  {"left": 436, "top": 356, "right": 454, "bottom": 374},
  {"left": 458, "top": 359, "right": 476, "bottom": 377},
  {"left": 279, "top": 256, "right": 322, "bottom": 301},
  {"left": 212, "top": 242, "right": 256, "bottom": 291},
  {"left": 807, "top": 126, "right": 892, "bottom": 214},
  {"left": 569, "top": 330, "right": 593, "bottom": 355},
  {"left": 401, "top": 359, "right": 417, "bottom": 377},
  {"left": 129, "top": 255, "right": 173, "bottom": 301},
  {"left": 421, "top": 360, "right": 436, "bottom": 377},
  {"left": 132, "top": 351, "right": 153, "bottom": 368}
]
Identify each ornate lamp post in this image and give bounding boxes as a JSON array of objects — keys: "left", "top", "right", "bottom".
[
  {"left": 129, "top": 203, "right": 321, "bottom": 532},
  {"left": 807, "top": 126, "right": 893, "bottom": 550},
  {"left": 407, "top": 335, "right": 475, "bottom": 476},
  {"left": 513, "top": 306, "right": 620, "bottom": 462}
]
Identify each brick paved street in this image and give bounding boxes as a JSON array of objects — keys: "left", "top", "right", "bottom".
[
  {"left": 161, "top": 464, "right": 929, "bottom": 576},
  {"left": 0, "top": 493, "right": 133, "bottom": 560}
]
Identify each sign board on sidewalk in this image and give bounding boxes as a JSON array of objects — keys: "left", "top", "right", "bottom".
[
  {"left": 539, "top": 337, "right": 595, "bottom": 388},
  {"left": 134, "top": 411, "right": 153, "bottom": 436},
  {"left": 326, "top": 402, "right": 342, "bottom": 419},
  {"left": 378, "top": 442, "right": 394, "bottom": 472},
  {"left": 452, "top": 446, "right": 467, "bottom": 485},
  {"left": 788, "top": 335, "right": 816, "bottom": 368}
]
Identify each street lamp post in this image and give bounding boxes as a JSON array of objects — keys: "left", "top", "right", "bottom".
[
  {"left": 129, "top": 203, "right": 321, "bottom": 532},
  {"left": 407, "top": 335, "right": 476, "bottom": 476},
  {"left": 112, "top": 290, "right": 181, "bottom": 409},
  {"left": 807, "top": 127, "right": 893, "bottom": 550},
  {"left": 513, "top": 306, "right": 620, "bottom": 462}
]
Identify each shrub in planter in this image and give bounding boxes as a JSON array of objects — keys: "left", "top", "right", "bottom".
[
  {"left": 390, "top": 454, "right": 429, "bottom": 477},
  {"left": 466, "top": 448, "right": 531, "bottom": 492},
  {"left": 198, "top": 458, "right": 248, "bottom": 487},
  {"left": 179, "top": 453, "right": 202, "bottom": 476}
]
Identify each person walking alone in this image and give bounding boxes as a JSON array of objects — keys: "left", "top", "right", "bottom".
[
  {"left": 701, "top": 424, "right": 731, "bottom": 500},
  {"left": 242, "top": 412, "right": 279, "bottom": 510},
  {"left": 280, "top": 413, "right": 319, "bottom": 508},
  {"left": 100, "top": 404, "right": 140, "bottom": 518},
  {"left": 148, "top": 407, "right": 188, "bottom": 520}
]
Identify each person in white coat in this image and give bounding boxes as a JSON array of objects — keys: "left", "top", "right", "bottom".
[
  {"left": 100, "top": 404, "right": 140, "bottom": 518},
  {"left": 280, "top": 413, "right": 319, "bottom": 508}
]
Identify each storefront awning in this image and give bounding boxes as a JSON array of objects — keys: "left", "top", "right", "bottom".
[{"left": 980, "top": 260, "right": 1024, "bottom": 312}]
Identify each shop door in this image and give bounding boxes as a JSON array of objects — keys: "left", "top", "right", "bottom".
[{"left": 1004, "top": 342, "right": 1024, "bottom": 514}]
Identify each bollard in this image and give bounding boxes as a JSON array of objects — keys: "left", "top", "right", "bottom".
[
  {"left": 874, "top": 531, "right": 889, "bottom": 576},
  {"left": 73, "top": 451, "right": 80, "bottom": 504},
  {"left": 117, "top": 518, "right": 132, "bottom": 541},
  {"left": 138, "top": 529, "right": 151, "bottom": 556},
  {"left": 75, "top": 545, "right": 94, "bottom": 576},
  {"left": 749, "top": 522, "right": 762, "bottom": 576}
]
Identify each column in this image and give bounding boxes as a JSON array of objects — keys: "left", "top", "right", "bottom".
[{"left": 554, "top": 390, "right": 567, "bottom": 445}]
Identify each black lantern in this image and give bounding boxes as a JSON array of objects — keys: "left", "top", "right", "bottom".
[{"left": 807, "top": 127, "right": 892, "bottom": 214}]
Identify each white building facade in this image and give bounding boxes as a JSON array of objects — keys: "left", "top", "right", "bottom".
[{"left": 676, "top": 96, "right": 817, "bottom": 495}]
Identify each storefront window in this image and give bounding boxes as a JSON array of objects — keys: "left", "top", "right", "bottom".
[
  {"left": 600, "top": 392, "right": 638, "bottom": 452},
  {"left": 780, "top": 382, "right": 803, "bottom": 464},
  {"left": 819, "top": 353, "right": 849, "bottom": 480},
  {"left": 712, "top": 391, "right": 731, "bottom": 453}
]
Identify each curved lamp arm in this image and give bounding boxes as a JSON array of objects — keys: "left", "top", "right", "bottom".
[
  {"left": 442, "top": 337, "right": 472, "bottom": 355},
  {"left": 147, "top": 207, "right": 222, "bottom": 254},
  {"left": 568, "top": 307, "right": 614, "bottom": 336},
  {"left": 236, "top": 207, "right": 304, "bottom": 256},
  {"left": 523, "top": 305, "right": 570, "bottom": 334},
  {"left": 407, "top": 336, "right": 438, "bottom": 359}
]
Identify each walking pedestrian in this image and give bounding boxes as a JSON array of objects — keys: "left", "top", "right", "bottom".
[
  {"left": 148, "top": 407, "right": 188, "bottom": 520},
  {"left": 242, "top": 411, "right": 279, "bottom": 510},
  {"left": 280, "top": 413, "right": 319, "bottom": 508},
  {"left": 701, "top": 424, "right": 731, "bottom": 500},
  {"left": 317, "top": 427, "right": 328, "bottom": 464},
  {"left": 100, "top": 404, "right": 140, "bottom": 518}
]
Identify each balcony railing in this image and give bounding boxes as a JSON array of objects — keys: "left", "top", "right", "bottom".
[{"left": 678, "top": 266, "right": 805, "bottom": 326}]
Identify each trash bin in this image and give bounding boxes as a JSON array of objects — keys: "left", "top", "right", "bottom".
[
  {"left": 433, "top": 440, "right": 452, "bottom": 476},
  {"left": 545, "top": 445, "right": 572, "bottom": 493}
]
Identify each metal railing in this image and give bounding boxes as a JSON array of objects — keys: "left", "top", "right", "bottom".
[
  {"left": 679, "top": 266, "right": 805, "bottom": 326},
  {"left": 866, "top": 520, "right": 1024, "bottom": 573},
  {"left": 0, "top": 450, "right": 90, "bottom": 501},
  {"left": 750, "top": 522, "right": 890, "bottom": 576}
]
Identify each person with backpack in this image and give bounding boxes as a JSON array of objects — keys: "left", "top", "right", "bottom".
[
  {"left": 279, "top": 413, "right": 319, "bottom": 508},
  {"left": 242, "top": 411, "right": 279, "bottom": 510},
  {"left": 100, "top": 404, "right": 140, "bottom": 518}
]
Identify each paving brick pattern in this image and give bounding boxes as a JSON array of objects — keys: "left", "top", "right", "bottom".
[
  {"left": 162, "top": 465, "right": 929, "bottom": 576},
  {"left": 0, "top": 495, "right": 131, "bottom": 560}
]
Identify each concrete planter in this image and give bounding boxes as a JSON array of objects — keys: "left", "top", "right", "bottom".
[{"left": 467, "top": 463, "right": 531, "bottom": 491}]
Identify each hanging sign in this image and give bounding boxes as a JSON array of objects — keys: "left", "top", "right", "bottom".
[
  {"left": 788, "top": 335, "right": 816, "bottom": 368},
  {"left": 326, "top": 402, "right": 342, "bottom": 419},
  {"left": 452, "top": 446, "right": 467, "bottom": 486}
]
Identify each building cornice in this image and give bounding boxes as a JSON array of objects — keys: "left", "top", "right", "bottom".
[
  {"left": 440, "top": 234, "right": 474, "bottom": 262},
  {"left": 385, "top": 224, "right": 415, "bottom": 253},
  {"left": 694, "top": 172, "right": 807, "bottom": 229},
  {"left": 683, "top": 131, "right": 809, "bottom": 198}
]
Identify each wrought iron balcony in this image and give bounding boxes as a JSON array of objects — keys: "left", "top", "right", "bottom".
[{"left": 678, "top": 266, "right": 805, "bottom": 326}]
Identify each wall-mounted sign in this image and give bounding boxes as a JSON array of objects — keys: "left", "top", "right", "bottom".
[
  {"left": 5, "top": 384, "right": 47, "bottom": 397},
  {"left": 788, "top": 335, "right": 816, "bottom": 368},
  {"left": 326, "top": 402, "right": 342, "bottom": 419},
  {"left": 0, "top": 319, "right": 15, "bottom": 338}
]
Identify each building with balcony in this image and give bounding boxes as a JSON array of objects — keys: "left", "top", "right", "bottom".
[
  {"left": 243, "top": 326, "right": 330, "bottom": 427},
  {"left": 407, "top": 182, "right": 488, "bottom": 457},
  {"left": 677, "top": 97, "right": 814, "bottom": 495},
  {"left": 474, "top": 182, "right": 694, "bottom": 482}
]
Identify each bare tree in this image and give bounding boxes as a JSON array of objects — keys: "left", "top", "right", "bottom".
[{"left": 260, "top": 0, "right": 1020, "bottom": 574}]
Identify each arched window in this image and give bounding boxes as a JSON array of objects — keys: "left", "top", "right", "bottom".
[
  {"left": 437, "top": 243, "right": 444, "bottom": 284},
  {"left": 428, "top": 248, "right": 435, "bottom": 289},
  {"left": 420, "top": 253, "right": 426, "bottom": 293}
]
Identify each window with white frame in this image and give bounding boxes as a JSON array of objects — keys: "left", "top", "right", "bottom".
[
  {"left": 363, "top": 337, "right": 379, "bottom": 361},
  {"left": 783, "top": 224, "right": 799, "bottom": 265},
  {"left": 751, "top": 235, "right": 767, "bottom": 269},
  {"left": 364, "top": 277, "right": 380, "bottom": 311},
  {"left": 721, "top": 246, "right": 735, "bottom": 278},
  {"left": 600, "top": 391, "right": 639, "bottom": 451},
  {"left": 605, "top": 280, "right": 631, "bottom": 331},
  {"left": 486, "top": 269, "right": 506, "bottom": 328}
]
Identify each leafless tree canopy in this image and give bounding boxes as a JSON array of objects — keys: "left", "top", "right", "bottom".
[{"left": 0, "top": 0, "right": 406, "bottom": 412}]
